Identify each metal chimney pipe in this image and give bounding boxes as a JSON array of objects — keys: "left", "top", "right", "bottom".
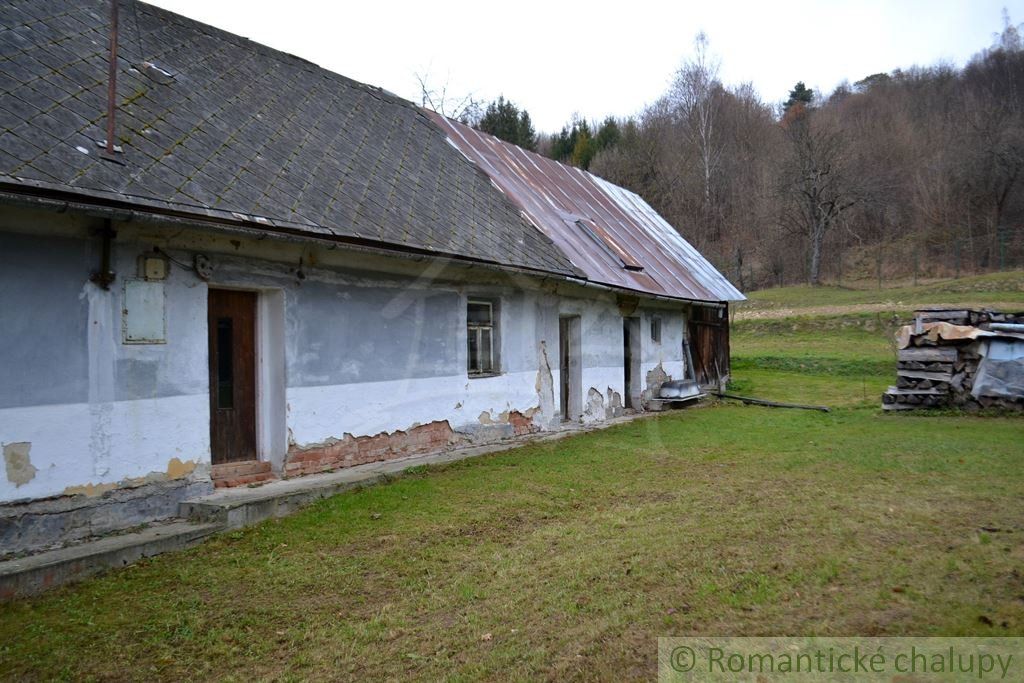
[{"left": 104, "top": 0, "right": 119, "bottom": 157}]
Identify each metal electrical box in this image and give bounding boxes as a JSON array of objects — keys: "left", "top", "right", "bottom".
[{"left": 123, "top": 279, "right": 166, "bottom": 344}]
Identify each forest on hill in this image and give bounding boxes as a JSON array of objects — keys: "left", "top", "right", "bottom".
[{"left": 458, "top": 14, "right": 1024, "bottom": 290}]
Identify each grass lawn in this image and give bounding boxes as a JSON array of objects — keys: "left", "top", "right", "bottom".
[
  {"left": 2, "top": 295, "right": 1023, "bottom": 680},
  {"left": 737, "top": 270, "right": 1024, "bottom": 316}
]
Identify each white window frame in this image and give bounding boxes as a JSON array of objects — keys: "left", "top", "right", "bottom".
[
  {"left": 467, "top": 299, "right": 499, "bottom": 377},
  {"left": 651, "top": 316, "right": 662, "bottom": 344}
]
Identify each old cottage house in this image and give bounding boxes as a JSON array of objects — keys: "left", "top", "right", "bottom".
[{"left": 0, "top": 1, "right": 743, "bottom": 562}]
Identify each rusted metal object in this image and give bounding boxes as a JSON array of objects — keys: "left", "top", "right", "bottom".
[
  {"left": 425, "top": 113, "right": 744, "bottom": 303},
  {"left": 714, "top": 393, "right": 830, "bottom": 412},
  {"left": 103, "top": 0, "right": 119, "bottom": 159}
]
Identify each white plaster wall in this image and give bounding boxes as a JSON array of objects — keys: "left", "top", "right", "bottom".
[
  {"left": 552, "top": 296, "right": 630, "bottom": 423},
  {"left": 639, "top": 308, "right": 687, "bottom": 382},
  {"left": 0, "top": 394, "right": 209, "bottom": 501},
  {"left": 287, "top": 369, "right": 541, "bottom": 444},
  {"left": 1, "top": 223, "right": 212, "bottom": 502},
  {"left": 1, "top": 210, "right": 697, "bottom": 505}
]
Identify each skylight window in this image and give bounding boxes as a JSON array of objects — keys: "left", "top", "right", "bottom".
[{"left": 574, "top": 219, "right": 644, "bottom": 272}]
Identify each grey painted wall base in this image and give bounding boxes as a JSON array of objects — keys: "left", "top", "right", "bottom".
[
  {"left": 0, "top": 409, "right": 673, "bottom": 600},
  {"left": 0, "top": 519, "right": 222, "bottom": 600},
  {"left": 0, "top": 478, "right": 214, "bottom": 559}
]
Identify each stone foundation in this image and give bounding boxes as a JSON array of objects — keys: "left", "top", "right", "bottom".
[{"left": 0, "top": 477, "right": 213, "bottom": 559}]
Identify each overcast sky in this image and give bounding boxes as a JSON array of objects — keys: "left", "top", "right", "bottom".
[{"left": 149, "top": 0, "right": 1022, "bottom": 132}]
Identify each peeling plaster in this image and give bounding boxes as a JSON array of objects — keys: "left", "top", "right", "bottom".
[
  {"left": 584, "top": 387, "right": 606, "bottom": 422},
  {"left": 606, "top": 388, "right": 623, "bottom": 416},
  {"left": 165, "top": 457, "right": 197, "bottom": 479},
  {"left": 643, "top": 362, "right": 672, "bottom": 406},
  {"left": 63, "top": 481, "right": 119, "bottom": 497},
  {"left": 62, "top": 457, "right": 200, "bottom": 497},
  {"left": 583, "top": 386, "right": 626, "bottom": 422},
  {"left": 476, "top": 408, "right": 540, "bottom": 436},
  {"left": 535, "top": 340, "right": 555, "bottom": 427},
  {"left": 3, "top": 442, "right": 37, "bottom": 487}
]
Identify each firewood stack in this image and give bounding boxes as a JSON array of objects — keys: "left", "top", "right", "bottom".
[
  {"left": 882, "top": 308, "right": 1024, "bottom": 411},
  {"left": 885, "top": 346, "right": 958, "bottom": 409}
]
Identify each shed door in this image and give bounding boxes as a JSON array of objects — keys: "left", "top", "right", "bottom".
[
  {"left": 208, "top": 289, "right": 257, "bottom": 464},
  {"left": 688, "top": 304, "right": 730, "bottom": 387}
]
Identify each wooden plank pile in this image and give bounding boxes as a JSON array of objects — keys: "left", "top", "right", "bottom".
[
  {"left": 883, "top": 346, "right": 957, "bottom": 410},
  {"left": 882, "top": 307, "right": 1024, "bottom": 411}
]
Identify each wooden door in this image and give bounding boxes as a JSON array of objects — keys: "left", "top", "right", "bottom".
[
  {"left": 623, "top": 318, "right": 640, "bottom": 409},
  {"left": 688, "top": 304, "right": 730, "bottom": 387},
  {"left": 565, "top": 317, "right": 573, "bottom": 419},
  {"left": 559, "top": 317, "right": 571, "bottom": 421},
  {"left": 208, "top": 289, "right": 257, "bottom": 464},
  {"left": 559, "top": 316, "right": 581, "bottom": 422}
]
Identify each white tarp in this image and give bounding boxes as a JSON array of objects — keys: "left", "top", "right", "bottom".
[{"left": 972, "top": 339, "right": 1024, "bottom": 400}]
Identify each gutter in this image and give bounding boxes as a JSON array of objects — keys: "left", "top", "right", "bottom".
[{"left": 0, "top": 183, "right": 733, "bottom": 308}]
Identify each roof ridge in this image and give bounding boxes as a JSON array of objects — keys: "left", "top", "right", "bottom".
[{"left": 136, "top": 2, "right": 414, "bottom": 111}]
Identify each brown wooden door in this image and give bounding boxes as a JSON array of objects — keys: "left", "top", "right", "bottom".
[
  {"left": 688, "top": 304, "right": 730, "bottom": 387},
  {"left": 559, "top": 316, "right": 580, "bottom": 422},
  {"left": 208, "top": 289, "right": 257, "bottom": 464}
]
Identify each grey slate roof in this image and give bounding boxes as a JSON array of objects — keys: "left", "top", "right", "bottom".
[{"left": 0, "top": 1, "right": 578, "bottom": 276}]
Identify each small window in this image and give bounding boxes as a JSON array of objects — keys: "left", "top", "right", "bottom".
[
  {"left": 574, "top": 219, "right": 644, "bottom": 272},
  {"left": 215, "top": 318, "right": 234, "bottom": 409},
  {"left": 468, "top": 299, "right": 499, "bottom": 376},
  {"left": 650, "top": 316, "right": 662, "bottom": 344}
]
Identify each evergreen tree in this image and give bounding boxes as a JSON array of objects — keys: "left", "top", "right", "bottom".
[
  {"left": 548, "top": 117, "right": 611, "bottom": 170},
  {"left": 516, "top": 110, "right": 537, "bottom": 151},
  {"left": 570, "top": 119, "right": 595, "bottom": 169},
  {"left": 475, "top": 96, "right": 537, "bottom": 151},
  {"left": 549, "top": 124, "right": 575, "bottom": 162},
  {"left": 594, "top": 116, "right": 622, "bottom": 151},
  {"left": 784, "top": 81, "right": 814, "bottom": 110}
]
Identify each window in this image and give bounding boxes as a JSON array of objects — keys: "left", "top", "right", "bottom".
[
  {"left": 215, "top": 317, "right": 234, "bottom": 409},
  {"left": 574, "top": 219, "right": 644, "bottom": 272},
  {"left": 650, "top": 316, "right": 662, "bottom": 343},
  {"left": 467, "top": 299, "right": 498, "bottom": 376}
]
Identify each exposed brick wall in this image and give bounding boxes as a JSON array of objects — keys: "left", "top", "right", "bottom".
[
  {"left": 211, "top": 461, "right": 275, "bottom": 488},
  {"left": 507, "top": 410, "right": 538, "bottom": 436},
  {"left": 284, "top": 421, "right": 457, "bottom": 478}
]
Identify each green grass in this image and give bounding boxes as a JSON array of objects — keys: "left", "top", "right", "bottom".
[
  {"left": 1, "top": 286, "right": 1023, "bottom": 680},
  {"left": 740, "top": 270, "right": 1024, "bottom": 312}
]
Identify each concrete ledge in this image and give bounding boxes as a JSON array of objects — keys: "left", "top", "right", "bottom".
[
  {"left": 0, "top": 478, "right": 214, "bottom": 559},
  {"left": 0, "top": 520, "right": 223, "bottom": 601},
  {"left": 1, "top": 409, "right": 675, "bottom": 600},
  {"left": 179, "top": 413, "right": 655, "bottom": 530},
  {"left": 181, "top": 440, "right": 529, "bottom": 528}
]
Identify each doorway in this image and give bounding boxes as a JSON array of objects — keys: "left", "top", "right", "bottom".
[
  {"left": 208, "top": 288, "right": 258, "bottom": 464},
  {"left": 623, "top": 317, "right": 641, "bottom": 409},
  {"left": 559, "top": 316, "right": 582, "bottom": 422},
  {"left": 688, "top": 304, "right": 730, "bottom": 388}
]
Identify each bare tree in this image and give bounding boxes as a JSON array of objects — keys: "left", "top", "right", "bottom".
[
  {"left": 670, "top": 32, "right": 723, "bottom": 216},
  {"left": 414, "top": 72, "right": 481, "bottom": 123},
  {"left": 778, "top": 105, "right": 860, "bottom": 285}
]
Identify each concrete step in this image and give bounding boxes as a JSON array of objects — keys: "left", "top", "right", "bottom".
[
  {"left": 179, "top": 444, "right": 510, "bottom": 529},
  {"left": 0, "top": 520, "right": 223, "bottom": 601},
  {"left": 178, "top": 415, "right": 651, "bottom": 529},
  {"left": 0, "top": 411, "right": 660, "bottom": 600}
]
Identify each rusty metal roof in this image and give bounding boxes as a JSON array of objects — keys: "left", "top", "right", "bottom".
[{"left": 426, "top": 113, "right": 745, "bottom": 302}]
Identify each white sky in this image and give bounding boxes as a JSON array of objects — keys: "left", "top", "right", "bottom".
[{"left": 148, "top": 0, "right": 1023, "bottom": 132}]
